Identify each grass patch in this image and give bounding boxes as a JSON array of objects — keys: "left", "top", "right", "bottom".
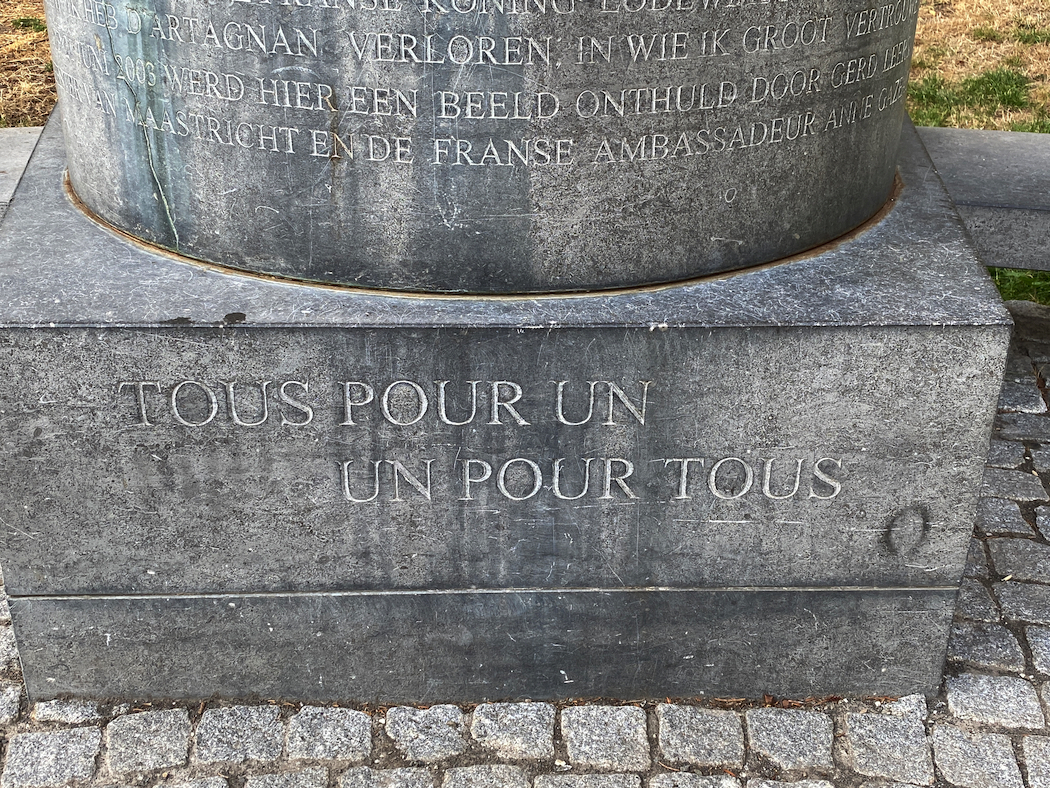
[
  {"left": 11, "top": 16, "right": 45, "bottom": 32},
  {"left": 1014, "top": 22, "right": 1050, "bottom": 45},
  {"left": 990, "top": 269, "right": 1050, "bottom": 306},
  {"left": 908, "top": 67, "right": 1031, "bottom": 126},
  {"left": 961, "top": 67, "right": 1031, "bottom": 109},
  {"left": 972, "top": 26, "right": 1004, "bottom": 42}
]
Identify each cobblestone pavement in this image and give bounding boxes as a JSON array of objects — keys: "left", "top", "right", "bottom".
[{"left": 0, "top": 302, "right": 1043, "bottom": 787}]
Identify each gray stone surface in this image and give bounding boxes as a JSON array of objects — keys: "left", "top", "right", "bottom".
[
  {"left": 245, "top": 769, "right": 328, "bottom": 788},
  {"left": 997, "top": 376, "right": 1046, "bottom": 414},
  {"left": 441, "top": 766, "right": 528, "bottom": 788},
  {"left": 946, "top": 673, "right": 1045, "bottom": 728},
  {"left": 385, "top": 706, "right": 466, "bottom": 763},
  {"left": 561, "top": 706, "right": 650, "bottom": 772},
  {"left": 931, "top": 725, "right": 1023, "bottom": 788},
  {"left": 340, "top": 769, "right": 433, "bottom": 788},
  {"left": 986, "top": 440, "right": 1025, "bottom": 469},
  {"left": 1037, "top": 506, "right": 1050, "bottom": 540},
  {"left": 997, "top": 413, "right": 1050, "bottom": 442},
  {"left": 287, "top": 707, "right": 371, "bottom": 762},
  {"left": 919, "top": 127, "right": 1050, "bottom": 272},
  {"left": 1030, "top": 626, "right": 1050, "bottom": 674},
  {"left": 1024, "top": 735, "right": 1050, "bottom": 788},
  {"left": 45, "top": 0, "right": 917, "bottom": 294},
  {"left": 0, "top": 626, "right": 18, "bottom": 665},
  {"left": 168, "top": 780, "right": 229, "bottom": 788},
  {"left": 534, "top": 777, "right": 641, "bottom": 788},
  {"left": 981, "top": 469, "right": 1048, "bottom": 502},
  {"left": 649, "top": 777, "right": 740, "bottom": 788},
  {"left": 746, "top": 781, "right": 834, "bottom": 788},
  {"left": 106, "top": 708, "right": 191, "bottom": 773},
  {"left": 964, "top": 539, "right": 991, "bottom": 580},
  {"left": 989, "top": 538, "right": 1050, "bottom": 582},
  {"left": 956, "top": 579, "right": 999, "bottom": 622},
  {"left": 1, "top": 728, "right": 102, "bottom": 788},
  {"left": 946, "top": 622, "right": 1025, "bottom": 672},
  {"left": 977, "top": 498, "right": 1032, "bottom": 535},
  {"left": 470, "top": 703, "right": 554, "bottom": 760},
  {"left": 1036, "top": 452, "right": 1050, "bottom": 476},
  {"left": 0, "top": 119, "right": 1009, "bottom": 702},
  {"left": 996, "top": 582, "right": 1050, "bottom": 624},
  {"left": 0, "top": 127, "right": 42, "bottom": 225},
  {"left": 656, "top": 705, "right": 743, "bottom": 768},
  {"left": 843, "top": 712, "right": 934, "bottom": 785},
  {"left": 744, "top": 708, "right": 833, "bottom": 770},
  {"left": 194, "top": 706, "right": 284, "bottom": 764},
  {"left": 0, "top": 682, "right": 20, "bottom": 724},
  {"left": 884, "top": 694, "right": 928, "bottom": 719},
  {"left": 31, "top": 699, "right": 100, "bottom": 724}
]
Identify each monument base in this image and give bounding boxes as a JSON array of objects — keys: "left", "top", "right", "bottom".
[{"left": 0, "top": 117, "right": 1010, "bottom": 702}]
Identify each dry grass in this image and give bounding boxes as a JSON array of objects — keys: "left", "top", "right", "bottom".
[
  {"left": 0, "top": 0, "right": 55, "bottom": 126},
  {"left": 911, "top": 0, "right": 1050, "bottom": 128},
  {"left": 0, "top": 0, "right": 1047, "bottom": 129}
]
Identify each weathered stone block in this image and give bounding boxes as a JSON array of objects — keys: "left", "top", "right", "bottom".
[{"left": 0, "top": 120, "right": 1009, "bottom": 702}]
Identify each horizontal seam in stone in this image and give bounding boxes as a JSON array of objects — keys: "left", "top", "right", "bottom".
[{"left": 11, "top": 585, "right": 961, "bottom": 602}]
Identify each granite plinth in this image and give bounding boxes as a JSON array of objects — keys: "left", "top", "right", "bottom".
[
  {"left": 0, "top": 116, "right": 1010, "bottom": 701},
  {"left": 44, "top": 0, "right": 920, "bottom": 292}
]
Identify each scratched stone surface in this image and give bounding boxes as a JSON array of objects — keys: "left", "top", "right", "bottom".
[{"left": 43, "top": 0, "right": 920, "bottom": 293}]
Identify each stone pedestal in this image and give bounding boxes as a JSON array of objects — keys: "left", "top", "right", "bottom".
[{"left": 0, "top": 117, "right": 1009, "bottom": 702}]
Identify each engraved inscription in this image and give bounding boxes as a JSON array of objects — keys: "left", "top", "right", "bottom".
[{"left": 117, "top": 377, "right": 845, "bottom": 506}]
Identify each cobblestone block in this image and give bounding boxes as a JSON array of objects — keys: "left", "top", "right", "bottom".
[
  {"left": 1036, "top": 506, "right": 1050, "bottom": 540},
  {"left": 982, "top": 468, "right": 1049, "bottom": 501},
  {"left": 843, "top": 712, "right": 933, "bottom": 785},
  {"left": 996, "top": 581, "right": 1050, "bottom": 624},
  {"left": 649, "top": 776, "right": 740, "bottom": 788},
  {"left": 744, "top": 708, "right": 833, "bottom": 770},
  {"left": 987, "top": 439, "right": 1025, "bottom": 469},
  {"left": 534, "top": 777, "right": 641, "bottom": 788},
  {"left": 561, "top": 706, "right": 650, "bottom": 772},
  {"left": 964, "top": 539, "right": 990, "bottom": 580},
  {"left": 441, "top": 766, "right": 528, "bottom": 788},
  {"left": 0, "top": 625, "right": 16, "bottom": 665},
  {"left": 857, "top": 783, "right": 928, "bottom": 788},
  {"left": 0, "top": 682, "right": 21, "bottom": 724},
  {"left": 989, "top": 538, "right": 1050, "bottom": 583},
  {"left": 1, "top": 728, "right": 102, "bottom": 788},
  {"left": 194, "top": 705, "right": 284, "bottom": 764},
  {"left": 947, "top": 622, "right": 1025, "bottom": 671},
  {"left": 1028, "top": 626, "right": 1050, "bottom": 674},
  {"left": 947, "top": 673, "right": 1044, "bottom": 728},
  {"left": 956, "top": 579, "right": 1000, "bottom": 622},
  {"left": 997, "top": 413, "right": 1050, "bottom": 442},
  {"left": 340, "top": 768, "right": 433, "bottom": 788},
  {"left": 1034, "top": 448, "right": 1050, "bottom": 474},
  {"left": 31, "top": 699, "right": 101, "bottom": 724},
  {"left": 656, "top": 705, "right": 743, "bottom": 768},
  {"left": 287, "top": 707, "right": 371, "bottom": 761},
  {"left": 978, "top": 498, "right": 1032, "bottom": 535},
  {"left": 884, "top": 694, "right": 928, "bottom": 718},
  {"left": 168, "top": 780, "right": 228, "bottom": 788},
  {"left": 245, "top": 769, "right": 327, "bottom": 788},
  {"left": 106, "top": 708, "right": 191, "bottom": 774},
  {"left": 931, "top": 725, "right": 1023, "bottom": 788},
  {"left": 998, "top": 376, "right": 1046, "bottom": 414},
  {"left": 0, "top": 597, "right": 11, "bottom": 626},
  {"left": 385, "top": 706, "right": 467, "bottom": 763},
  {"left": 1024, "top": 735, "right": 1050, "bottom": 788},
  {"left": 469, "top": 702, "right": 554, "bottom": 760},
  {"left": 746, "top": 781, "right": 834, "bottom": 788}
]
